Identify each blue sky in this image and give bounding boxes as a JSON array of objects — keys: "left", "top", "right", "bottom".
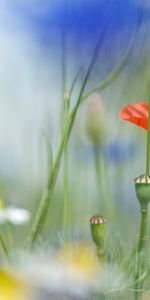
[{"left": 10, "top": 0, "right": 140, "bottom": 45}]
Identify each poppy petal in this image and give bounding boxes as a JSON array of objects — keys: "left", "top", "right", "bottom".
[{"left": 119, "top": 103, "right": 148, "bottom": 130}]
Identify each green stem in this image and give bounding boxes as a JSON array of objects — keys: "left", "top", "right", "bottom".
[
  {"left": 94, "top": 146, "right": 101, "bottom": 181},
  {"left": 97, "top": 246, "right": 105, "bottom": 266},
  {"left": 63, "top": 145, "right": 71, "bottom": 242},
  {"left": 135, "top": 204, "right": 148, "bottom": 299},
  {"left": 94, "top": 147, "right": 107, "bottom": 210},
  {"left": 0, "top": 232, "right": 10, "bottom": 262},
  {"left": 138, "top": 204, "right": 148, "bottom": 253},
  {"left": 27, "top": 124, "right": 70, "bottom": 247},
  {"left": 93, "top": 146, "right": 115, "bottom": 219},
  {"left": 146, "top": 94, "right": 150, "bottom": 176}
]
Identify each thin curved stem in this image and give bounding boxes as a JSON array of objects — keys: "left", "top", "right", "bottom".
[
  {"left": 26, "top": 123, "right": 70, "bottom": 247},
  {"left": 63, "top": 145, "right": 71, "bottom": 242},
  {"left": 81, "top": 15, "right": 139, "bottom": 102},
  {"left": 0, "top": 232, "right": 10, "bottom": 262}
]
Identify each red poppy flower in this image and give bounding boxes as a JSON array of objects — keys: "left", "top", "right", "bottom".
[{"left": 119, "top": 103, "right": 148, "bottom": 130}]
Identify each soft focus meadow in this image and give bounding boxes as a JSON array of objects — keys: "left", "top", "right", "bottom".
[{"left": 1, "top": 0, "right": 150, "bottom": 299}]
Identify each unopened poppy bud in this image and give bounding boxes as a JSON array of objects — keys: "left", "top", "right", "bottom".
[
  {"left": 135, "top": 174, "right": 150, "bottom": 205},
  {"left": 85, "top": 94, "right": 106, "bottom": 145},
  {"left": 90, "top": 215, "right": 107, "bottom": 248}
]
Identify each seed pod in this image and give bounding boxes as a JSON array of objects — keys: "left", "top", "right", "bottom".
[
  {"left": 135, "top": 174, "right": 150, "bottom": 206},
  {"left": 90, "top": 215, "right": 107, "bottom": 248}
]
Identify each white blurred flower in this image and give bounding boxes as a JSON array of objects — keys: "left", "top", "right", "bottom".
[
  {"left": 0, "top": 199, "right": 30, "bottom": 225},
  {"left": 14, "top": 244, "right": 100, "bottom": 299},
  {"left": 96, "top": 264, "right": 133, "bottom": 296},
  {"left": 0, "top": 207, "right": 30, "bottom": 225},
  {"left": 13, "top": 245, "right": 132, "bottom": 299}
]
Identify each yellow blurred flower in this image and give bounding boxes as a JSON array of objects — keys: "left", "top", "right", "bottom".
[
  {"left": 12, "top": 246, "right": 131, "bottom": 298},
  {"left": 0, "top": 269, "right": 33, "bottom": 300},
  {"left": 57, "top": 243, "right": 101, "bottom": 280}
]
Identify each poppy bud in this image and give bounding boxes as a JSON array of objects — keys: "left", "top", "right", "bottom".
[
  {"left": 135, "top": 174, "right": 150, "bottom": 206},
  {"left": 90, "top": 215, "right": 107, "bottom": 248},
  {"left": 85, "top": 94, "right": 106, "bottom": 145}
]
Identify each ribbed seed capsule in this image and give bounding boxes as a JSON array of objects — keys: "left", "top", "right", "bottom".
[
  {"left": 135, "top": 174, "right": 150, "bottom": 205},
  {"left": 90, "top": 215, "right": 107, "bottom": 248}
]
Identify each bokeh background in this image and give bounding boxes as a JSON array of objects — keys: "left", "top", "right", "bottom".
[{"left": 0, "top": 0, "right": 150, "bottom": 250}]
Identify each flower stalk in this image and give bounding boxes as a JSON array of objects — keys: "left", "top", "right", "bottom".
[
  {"left": 134, "top": 175, "right": 150, "bottom": 298},
  {"left": 93, "top": 146, "right": 115, "bottom": 218},
  {"left": 134, "top": 89, "right": 150, "bottom": 298},
  {"left": 135, "top": 176, "right": 150, "bottom": 260}
]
